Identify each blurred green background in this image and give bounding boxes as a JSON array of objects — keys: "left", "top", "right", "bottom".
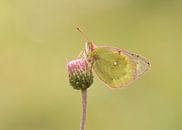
[{"left": 0, "top": 0, "right": 182, "bottom": 130}]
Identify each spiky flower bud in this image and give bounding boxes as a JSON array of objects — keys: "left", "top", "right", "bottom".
[{"left": 67, "top": 58, "right": 93, "bottom": 90}]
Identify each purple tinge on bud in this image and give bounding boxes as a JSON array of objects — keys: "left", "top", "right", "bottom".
[{"left": 67, "top": 58, "right": 93, "bottom": 90}]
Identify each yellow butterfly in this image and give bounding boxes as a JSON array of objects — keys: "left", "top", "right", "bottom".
[{"left": 77, "top": 28, "right": 151, "bottom": 89}]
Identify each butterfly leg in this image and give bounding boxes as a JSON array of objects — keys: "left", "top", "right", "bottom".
[{"left": 77, "top": 49, "right": 88, "bottom": 59}]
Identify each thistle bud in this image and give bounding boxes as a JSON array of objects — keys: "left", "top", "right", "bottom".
[{"left": 67, "top": 58, "right": 93, "bottom": 90}]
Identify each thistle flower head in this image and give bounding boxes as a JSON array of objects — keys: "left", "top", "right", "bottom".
[{"left": 67, "top": 58, "right": 93, "bottom": 90}]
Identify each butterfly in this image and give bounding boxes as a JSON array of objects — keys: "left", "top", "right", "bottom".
[{"left": 77, "top": 27, "right": 151, "bottom": 89}]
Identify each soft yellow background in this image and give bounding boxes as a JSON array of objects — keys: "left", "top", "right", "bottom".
[{"left": 0, "top": 0, "right": 182, "bottom": 130}]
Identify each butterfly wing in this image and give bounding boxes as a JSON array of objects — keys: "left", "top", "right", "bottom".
[
  {"left": 113, "top": 47, "right": 151, "bottom": 79},
  {"left": 124, "top": 51, "right": 150, "bottom": 78},
  {"left": 88, "top": 47, "right": 136, "bottom": 88}
]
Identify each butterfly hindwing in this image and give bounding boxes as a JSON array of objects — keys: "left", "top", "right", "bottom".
[{"left": 88, "top": 47, "right": 136, "bottom": 88}]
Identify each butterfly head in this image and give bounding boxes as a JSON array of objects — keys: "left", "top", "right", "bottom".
[
  {"left": 76, "top": 27, "right": 97, "bottom": 53},
  {"left": 85, "top": 41, "right": 97, "bottom": 53}
]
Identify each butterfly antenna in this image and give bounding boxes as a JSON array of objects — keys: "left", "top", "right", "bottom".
[{"left": 76, "top": 27, "right": 90, "bottom": 42}]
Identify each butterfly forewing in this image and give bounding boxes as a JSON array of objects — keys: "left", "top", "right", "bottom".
[{"left": 116, "top": 48, "right": 151, "bottom": 79}]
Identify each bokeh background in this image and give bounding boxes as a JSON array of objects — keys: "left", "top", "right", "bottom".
[{"left": 1, "top": 0, "right": 182, "bottom": 130}]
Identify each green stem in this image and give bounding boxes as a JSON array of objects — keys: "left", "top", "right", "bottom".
[{"left": 80, "top": 89, "right": 87, "bottom": 130}]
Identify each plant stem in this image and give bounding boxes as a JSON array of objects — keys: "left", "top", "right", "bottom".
[{"left": 80, "top": 89, "right": 87, "bottom": 130}]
